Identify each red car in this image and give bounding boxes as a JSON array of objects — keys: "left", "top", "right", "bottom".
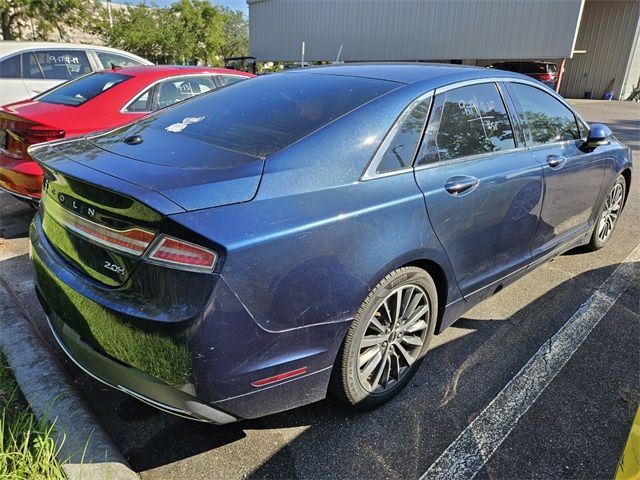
[{"left": 0, "top": 65, "right": 254, "bottom": 202}]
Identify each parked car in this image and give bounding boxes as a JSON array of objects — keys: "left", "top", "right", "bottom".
[
  {"left": 488, "top": 61, "right": 559, "bottom": 89},
  {"left": 0, "top": 65, "right": 254, "bottom": 202},
  {"left": 0, "top": 42, "right": 152, "bottom": 105},
  {"left": 29, "top": 64, "right": 632, "bottom": 423}
]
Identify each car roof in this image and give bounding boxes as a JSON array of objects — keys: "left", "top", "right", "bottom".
[
  {"left": 99, "top": 65, "right": 253, "bottom": 78},
  {"left": 0, "top": 41, "right": 151, "bottom": 63},
  {"left": 284, "top": 62, "right": 522, "bottom": 86}
]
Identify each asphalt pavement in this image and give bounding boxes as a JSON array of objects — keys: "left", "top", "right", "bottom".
[{"left": 0, "top": 99, "right": 638, "bottom": 479}]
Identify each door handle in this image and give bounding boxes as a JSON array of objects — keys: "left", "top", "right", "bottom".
[
  {"left": 546, "top": 154, "right": 566, "bottom": 168},
  {"left": 444, "top": 176, "right": 479, "bottom": 195}
]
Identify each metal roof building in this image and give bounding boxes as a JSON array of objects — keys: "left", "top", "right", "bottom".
[{"left": 248, "top": 0, "right": 640, "bottom": 99}]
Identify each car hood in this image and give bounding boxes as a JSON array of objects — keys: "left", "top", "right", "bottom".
[{"left": 31, "top": 123, "right": 265, "bottom": 212}]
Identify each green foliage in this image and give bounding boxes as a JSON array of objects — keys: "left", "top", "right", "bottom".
[
  {"left": 0, "top": 355, "right": 66, "bottom": 479},
  {"left": 171, "top": 0, "right": 226, "bottom": 65},
  {"left": 96, "top": 3, "right": 187, "bottom": 64},
  {"left": 218, "top": 5, "right": 249, "bottom": 58},
  {"left": 96, "top": 1, "right": 248, "bottom": 66},
  {"left": 0, "top": 0, "right": 99, "bottom": 40},
  {"left": 0, "top": 0, "right": 249, "bottom": 66}
]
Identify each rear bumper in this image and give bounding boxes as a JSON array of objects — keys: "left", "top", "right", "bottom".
[
  {"left": 30, "top": 212, "right": 348, "bottom": 421},
  {"left": 40, "top": 298, "right": 237, "bottom": 423},
  {"left": 0, "top": 153, "right": 42, "bottom": 201}
]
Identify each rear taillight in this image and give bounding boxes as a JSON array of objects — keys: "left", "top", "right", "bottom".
[
  {"left": 538, "top": 73, "right": 556, "bottom": 82},
  {"left": 18, "top": 127, "right": 65, "bottom": 145},
  {"left": 48, "top": 202, "right": 155, "bottom": 256},
  {"left": 2, "top": 119, "right": 65, "bottom": 159},
  {"left": 147, "top": 235, "right": 217, "bottom": 272}
]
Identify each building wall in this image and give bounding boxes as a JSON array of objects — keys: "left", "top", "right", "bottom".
[
  {"left": 560, "top": 0, "right": 640, "bottom": 99},
  {"left": 248, "top": 0, "right": 584, "bottom": 62}
]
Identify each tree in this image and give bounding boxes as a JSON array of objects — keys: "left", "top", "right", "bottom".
[
  {"left": 96, "top": 3, "right": 183, "bottom": 64},
  {"left": 0, "top": 0, "right": 97, "bottom": 41},
  {"left": 96, "top": 1, "right": 231, "bottom": 66},
  {"left": 171, "top": 0, "right": 226, "bottom": 65},
  {"left": 217, "top": 6, "right": 248, "bottom": 59}
]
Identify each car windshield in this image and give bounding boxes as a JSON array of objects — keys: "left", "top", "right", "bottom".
[
  {"left": 140, "top": 72, "right": 400, "bottom": 158},
  {"left": 36, "top": 72, "right": 131, "bottom": 107}
]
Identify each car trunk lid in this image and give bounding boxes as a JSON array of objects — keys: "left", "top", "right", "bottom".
[
  {"left": 82, "top": 122, "right": 265, "bottom": 211},
  {"left": 31, "top": 139, "right": 186, "bottom": 287}
]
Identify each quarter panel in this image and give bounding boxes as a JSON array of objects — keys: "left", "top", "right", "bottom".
[{"left": 171, "top": 172, "right": 459, "bottom": 333}]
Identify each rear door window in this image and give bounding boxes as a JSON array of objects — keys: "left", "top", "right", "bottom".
[
  {"left": 35, "top": 71, "right": 131, "bottom": 106},
  {"left": 125, "top": 88, "right": 153, "bottom": 113},
  {"left": 507, "top": 83, "right": 579, "bottom": 145},
  {"left": 156, "top": 76, "right": 216, "bottom": 108},
  {"left": 96, "top": 51, "right": 145, "bottom": 69},
  {"left": 375, "top": 97, "right": 430, "bottom": 174},
  {"left": 218, "top": 74, "right": 248, "bottom": 86},
  {"left": 0, "top": 55, "right": 21, "bottom": 78},
  {"left": 22, "top": 53, "right": 44, "bottom": 79},
  {"left": 417, "top": 82, "right": 515, "bottom": 165},
  {"left": 33, "top": 50, "right": 91, "bottom": 80}
]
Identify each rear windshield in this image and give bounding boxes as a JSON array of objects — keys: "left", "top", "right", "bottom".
[
  {"left": 36, "top": 72, "right": 131, "bottom": 106},
  {"left": 526, "top": 63, "right": 557, "bottom": 74},
  {"left": 140, "top": 72, "right": 399, "bottom": 158}
]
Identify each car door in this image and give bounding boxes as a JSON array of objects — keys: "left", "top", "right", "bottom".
[
  {"left": 22, "top": 49, "right": 92, "bottom": 97},
  {"left": 413, "top": 82, "right": 544, "bottom": 298},
  {"left": 504, "top": 82, "right": 607, "bottom": 260}
]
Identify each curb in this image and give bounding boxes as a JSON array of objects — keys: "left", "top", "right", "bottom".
[{"left": 0, "top": 274, "right": 138, "bottom": 480}]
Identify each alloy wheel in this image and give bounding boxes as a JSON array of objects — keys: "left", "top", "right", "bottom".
[
  {"left": 357, "top": 284, "right": 430, "bottom": 393},
  {"left": 597, "top": 182, "right": 624, "bottom": 243}
]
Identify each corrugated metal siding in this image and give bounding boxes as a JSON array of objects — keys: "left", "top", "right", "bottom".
[
  {"left": 561, "top": 0, "right": 640, "bottom": 99},
  {"left": 249, "top": 0, "right": 584, "bottom": 62},
  {"left": 619, "top": 7, "right": 640, "bottom": 99}
]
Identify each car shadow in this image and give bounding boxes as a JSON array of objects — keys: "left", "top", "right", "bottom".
[{"left": 64, "top": 259, "right": 636, "bottom": 477}]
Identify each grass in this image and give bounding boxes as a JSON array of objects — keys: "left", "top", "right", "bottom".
[{"left": 0, "top": 353, "right": 66, "bottom": 479}]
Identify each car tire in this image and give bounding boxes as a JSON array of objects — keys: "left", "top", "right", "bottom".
[
  {"left": 331, "top": 266, "right": 437, "bottom": 409},
  {"left": 587, "top": 174, "right": 626, "bottom": 251}
]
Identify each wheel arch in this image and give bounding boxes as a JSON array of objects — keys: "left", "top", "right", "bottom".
[
  {"left": 401, "top": 258, "right": 449, "bottom": 335},
  {"left": 620, "top": 167, "right": 632, "bottom": 209}
]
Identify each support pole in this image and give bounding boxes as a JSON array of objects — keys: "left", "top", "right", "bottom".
[{"left": 556, "top": 58, "right": 566, "bottom": 94}]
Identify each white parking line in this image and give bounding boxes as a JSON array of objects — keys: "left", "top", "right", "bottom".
[{"left": 421, "top": 243, "right": 640, "bottom": 480}]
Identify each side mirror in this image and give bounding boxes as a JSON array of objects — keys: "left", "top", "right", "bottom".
[{"left": 586, "top": 123, "right": 612, "bottom": 148}]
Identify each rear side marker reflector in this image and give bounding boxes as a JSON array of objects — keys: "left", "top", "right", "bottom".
[
  {"left": 146, "top": 235, "right": 217, "bottom": 272},
  {"left": 251, "top": 367, "right": 308, "bottom": 387},
  {"left": 49, "top": 203, "right": 155, "bottom": 256}
]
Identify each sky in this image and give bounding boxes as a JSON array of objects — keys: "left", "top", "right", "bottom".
[{"left": 123, "top": 0, "right": 248, "bottom": 13}]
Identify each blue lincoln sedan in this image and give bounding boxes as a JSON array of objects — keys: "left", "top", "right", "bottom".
[{"left": 28, "top": 64, "right": 632, "bottom": 423}]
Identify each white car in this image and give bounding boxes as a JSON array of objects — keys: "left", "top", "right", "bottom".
[{"left": 0, "top": 42, "right": 151, "bottom": 105}]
